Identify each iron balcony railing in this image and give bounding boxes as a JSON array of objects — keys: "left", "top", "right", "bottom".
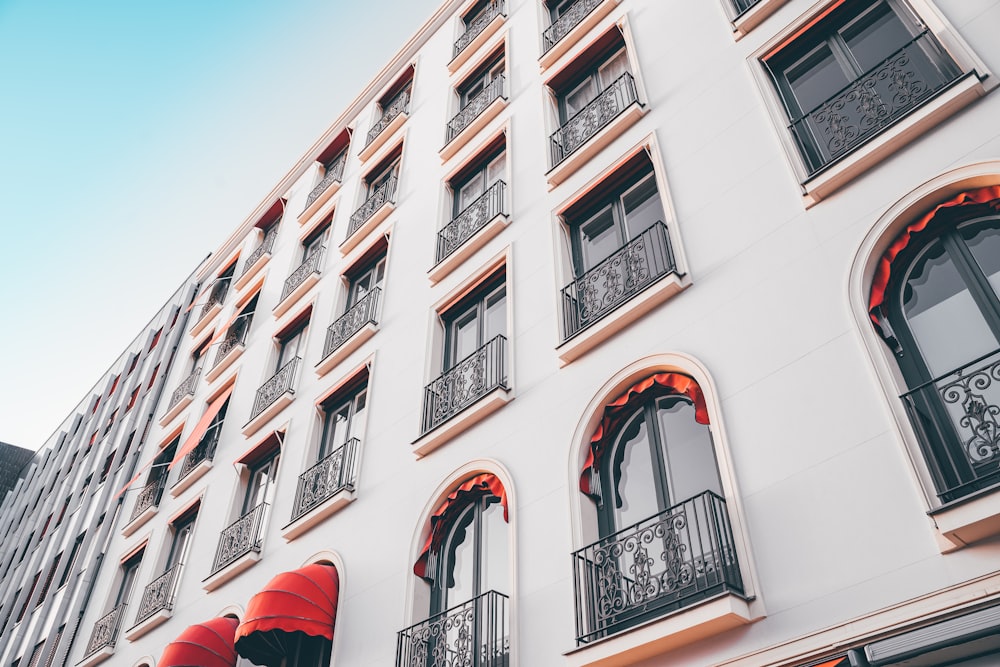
[
  {"left": 446, "top": 75, "right": 506, "bottom": 145},
  {"left": 572, "top": 491, "right": 744, "bottom": 645},
  {"left": 454, "top": 0, "right": 506, "bottom": 59},
  {"left": 166, "top": 367, "right": 201, "bottom": 413},
  {"left": 280, "top": 247, "right": 325, "bottom": 302},
  {"left": 83, "top": 604, "right": 126, "bottom": 658},
  {"left": 731, "top": 0, "right": 763, "bottom": 16},
  {"left": 366, "top": 88, "right": 411, "bottom": 148},
  {"left": 550, "top": 73, "right": 639, "bottom": 167},
  {"left": 348, "top": 175, "right": 398, "bottom": 240},
  {"left": 542, "top": 0, "right": 603, "bottom": 53},
  {"left": 421, "top": 335, "right": 507, "bottom": 436},
  {"left": 396, "top": 590, "right": 509, "bottom": 667},
  {"left": 213, "top": 316, "right": 251, "bottom": 368},
  {"left": 901, "top": 347, "right": 1000, "bottom": 503},
  {"left": 437, "top": 181, "right": 507, "bottom": 264},
  {"left": 199, "top": 277, "right": 231, "bottom": 321},
  {"left": 210, "top": 502, "right": 268, "bottom": 575},
  {"left": 128, "top": 476, "right": 166, "bottom": 523},
  {"left": 291, "top": 438, "right": 360, "bottom": 522},
  {"left": 561, "top": 221, "right": 676, "bottom": 341},
  {"left": 304, "top": 151, "right": 348, "bottom": 211},
  {"left": 175, "top": 421, "right": 222, "bottom": 482},
  {"left": 249, "top": 357, "right": 300, "bottom": 422},
  {"left": 322, "top": 287, "right": 381, "bottom": 361},
  {"left": 240, "top": 226, "right": 279, "bottom": 278},
  {"left": 131, "top": 565, "right": 181, "bottom": 627},
  {"left": 788, "top": 31, "right": 963, "bottom": 176}
]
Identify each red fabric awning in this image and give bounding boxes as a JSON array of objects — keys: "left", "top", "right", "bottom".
[
  {"left": 235, "top": 563, "right": 339, "bottom": 664},
  {"left": 168, "top": 385, "right": 234, "bottom": 470},
  {"left": 813, "top": 658, "right": 848, "bottom": 667},
  {"left": 580, "top": 373, "right": 709, "bottom": 496},
  {"left": 160, "top": 616, "right": 238, "bottom": 667},
  {"left": 413, "top": 474, "right": 509, "bottom": 580},
  {"left": 867, "top": 186, "right": 1000, "bottom": 329}
]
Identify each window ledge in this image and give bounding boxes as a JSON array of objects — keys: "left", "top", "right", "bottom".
[
  {"left": 189, "top": 302, "right": 222, "bottom": 339},
  {"left": 78, "top": 645, "right": 115, "bottom": 667},
  {"left": 441, "top": 95, "right": 508, "bottom": 163},
  {"left": 124, "top": 609, "right": 171, "bottom": 642},
  {"left": 412, "top": 386, "right": 511, "bottom": 457},
  {"left": 801, "top": 72, "right": 988, "bottom": 207},
  {"left": 233, "top": 252, "right": 271, "bottom": 292},
  {"left": 450, "top": 12, "right": 506, "bottom": 75},
  {"left": 169, "top": 460, "right": 213, "bottom": 498},
  {"left": 298, "top": 180, "right": 342, "bottom": 226},
  {"left": 202, "top": 551, "right": 260, "bottom": 592},
  {"left": 429, "top": 214, "right": 510, "bottom": 284},
  {"left": 242, "top": 392, "right": 295, "bottom": 438},
  {"left": 564, "top": 593, "right": 757, "bottom": 667},
  {"left": 315, "top": 323, "right": 379, "bottom": 378},
  {"left": 359, "top": 112, "right": 408, "bottom": 164},
  {"left": 539, "top": 0, "right": 620, "bottom": 73},
  {"left": 273, "top": 271, "right": 321, "bottom": 319},
  {"left": 731, "top": 0, "right": 786, "bottom": 39},
  {"left": 204, "top": 344, "right": 245, "bottom": 384},
  {"left": 158, "top": 393, "right": 194, "bottom": 428},
  {"left": 340, "top": 201, "right": 395, "bottom": 256},
  {"left": 281, "top": 488, "right": 356, "bottom": 542},
  {"left": 930, "top": 484, "right": 1000, "bottom": 552},
  {"left": 121, "top": 505, "right": 157, "bottom": 538},
  {"left": 547, "top": 103, "right": 646, "bottom": 188},
  {"left": 557, "top": 272, "right": 688, "bottom": 366}
]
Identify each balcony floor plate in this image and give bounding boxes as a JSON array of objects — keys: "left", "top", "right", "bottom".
[
  {"left": 547, "top": 103, "right": 645, "bottom": 188},
  {"left": 412, "top": 386, "right": 510, "bottom": 457},
  {"left": 340, "top": 201, "right": 395, "bottom": 256},
  {"left": 274, "top": 271, "right": 321, "bottom": 319},
  {"left": 124, "top": 609, "right": 171, "bottom": 642},
  {"left": 122, "top": 505, "right": 157, "bottom": 538},
  {"left": 430, "top": 214, "right": 509, "bottom": 284},
  {"left": 298, "top": 180, "right": 342, "bottom": 226},
  {"left": 282, "top": 488, "right": 356, "bottom": 542},
  {"left": 449, "top": 11, "right": 505, "bottom": 75},
  {"left": 189, "top": 302, "right": 222, "bottom": 338},
  {"left": 233, "top": 253, "right": 271, "bottom": 292},
  {"left": 315, "top": 323, "right": 378, "bottom": 378},
  {"left": 202, "top": 551, "right": 260, "bottom": 591},
  {"left": 440, "top": 95, "right": 508, "bottom": 163},
  {"left": 205, "top": 345, "right": 245, "bottom": 384},
  {"left": 539, "top": 0, "right": 620, "bottom": 73},
  {"left": 159, "top": 393, "right": 194, "bottom": 428},
  {"left": 79, "top": 646, "right": 116, "bottom": 667},
  {"left": 169, "top": 459, "right": 213, "bottom": 498},
  {"left": 359, "top": 112, "right": 408, "bottom": 164},
  {"left": 242, "top": 392, "right": 295, "bottom": 438}
]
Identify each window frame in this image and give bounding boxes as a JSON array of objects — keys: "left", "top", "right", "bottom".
[{"left": 442, "top": 276, "right": 507, "bottom": 371}]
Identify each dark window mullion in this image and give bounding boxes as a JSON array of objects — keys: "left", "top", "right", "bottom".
[
  {"left": 642, "top": 399, "right": 673, "bottom": 514},
  {"left": 950, "top": 227, "right": 1000, "bottom": 337}
]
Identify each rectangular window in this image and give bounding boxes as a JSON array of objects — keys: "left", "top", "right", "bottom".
[
  {"left": 35, "top": 552, "right": 62, "bottom": 607},
  {"left": 148, "top": 328, "right": 162, "bottom": 352},
  {"left": 346, "top": 256, "right": 387, "bottom": 310},
  {"left": 276, "top": 323, "right": 308, "bottom": 372},
  {"left": 443, "top": 275, "right": 507, "bottom": 370},
  {"left": 319, "top": 384, "right": 368, "bottom": 460},
  {"left": 243, "top": 452, "right": 280, "bottom": 515},
  {"left": 452, "top": 151, "right": 507, "bottom": 218},
  {"left": 114, "top": 550, "right": 143, "bottom": 607},
  {"left": 458, "top": 54, "right": 505, "bottom": 108},
  {"left": 166, "top": 513, "right": 196, "bottom": 570}
]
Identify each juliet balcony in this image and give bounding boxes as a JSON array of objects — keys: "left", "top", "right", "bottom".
[
  {"left": 122, "top": 476, "right": 165, "bottom": 537},
  {"left": 540, "top": 0, "right": 618, "bottom": 69},
  {"left": 284, "top": 438, "right": 360, "bottom": 540},
  {"left": 396, "top": 590, "right": 509, "bottom": 667},
  {"left": 204, "top": 502, "right": 268, "bottom": 590},
  {"left": 343, "top": 176, "right": 398, "bottom": 255},
  {"left": 190, "top": 276, "right": 231, "bottom": 338},
  {"left": 205, "top": 315, "right": 250, "bottom": 383},
  {"left": 450, "top": 0, "right": 507, "bottom": 73},
  {"left": 275, "top": 247, "right": 325, "bottom": 318},
  {"left": 442, "top": 74, "right": 507, "bottom": 161},
  {"left": 235, "top": 226, "right": 278, "bottom": 291},
  {"left": 125, "top": 565, "right": 181, "bottom": 640},
  {"left": 79, "top": 604, "right": 127, "bottom": 667},
  {"left": 360, "top": 88, "right": 410, "bottom": 162},
  {"left": 160, "top": 367, "right": 201, "bottom": 426},
  {"left": 243, "top": 357, "right": 300, "bottom": 437},
  {"left": 303, "top": 151, "right": 348, "bottom": 215},
  {"left": 316, "top": 288, "right": 381, "bottom": 377},
  {"left": 431, "top": 181, "right": 509, "bottom": 283},
  {"left": 170, "top": 420, "right": 222, "bottom": 497}
]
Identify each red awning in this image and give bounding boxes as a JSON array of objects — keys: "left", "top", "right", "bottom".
[
  {"left": 867, "top": 185, "right": 1000, "bottom": 330},
  {"left": 235, "top": 563, "right": 339, "bottom": 665},
  {"left": 580, "top": 373, "right": 709, "bottom": 496},
  {"left": 168, "top": 385, "right": 234, "bottom": 470},
  {"left": 160, "top": 616, "right": 238, "bottom": 667},
  {"left": 414, "top": 473, "right": 509, "bottom": 580}
]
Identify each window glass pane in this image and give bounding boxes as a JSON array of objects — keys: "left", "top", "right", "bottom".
[
  {"left": 322, "top": 404, "right": 351, "bottom": 458},
  {"left": 443, "top": 506, "right": 476, "bottom": 609},
  {"left": 657, "top": 398, "right": 721, "bottom": 504},
  {"left": 963, "top": 220, "right": 1000, "bottom": 300},
  {"left": 612, "top": 412, "right": 660, "bottom": 529},
  {"left": 903, "top": 240, "right": 998, "bottom": 375},
  {"left": 350, "top": 390, "right": 368, "bottom": 442},
  {"left": 452, "top": 308, "right": 480, "bottom": 364},
  {"left": 487, "top": 153, "right": 506, "bottom": 186},
  {"left": 786, "top": 43, "right": 851, "bottom": 115},
  {"left": 598, "top": 49, "right": 630, "bottom": 89},
  {"left": 841, "top": 2, "right": 911, "bottom": 72},
  {"left": 622, "top": 174, "right": 664, "bottom": 240},
  {"left": 481, "top": 499, "right": 508, "bottom": 596},
  {"left": 459, "top": 176, "right": 485, "bottom": 211},
  {"left": 484, "top": 290, "right": 507, "bottom": 342},
  {"left": 577, "top": 206, "right": 621, "bottom": 272},
  {"left": 565, "top": 78, "right": 598, "bottom": 118}
]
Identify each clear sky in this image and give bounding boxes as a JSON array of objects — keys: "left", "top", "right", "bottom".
[{"left": 0, "top": 0, "right": 442, "bottom": 450}]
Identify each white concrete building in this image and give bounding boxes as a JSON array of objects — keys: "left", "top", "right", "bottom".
[{"left": 14, "top": 0, "right": 1000, "bottom": 665}]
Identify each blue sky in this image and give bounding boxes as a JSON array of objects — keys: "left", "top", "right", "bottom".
[{"left": 0, "top": 0, "right": 441, "bottom": 450}]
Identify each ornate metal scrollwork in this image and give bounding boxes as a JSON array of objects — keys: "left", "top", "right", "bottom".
[
  {"left": 249, "top": 358, "right": 299, "bottom": 421},
  {"left": 454, "top": 1, "right": 505, "bottom": 59},
  {"left": 366, "top": 89, "right": 411, "bottom": 147},
  {"left": 446, "top": 75, "right": 506, "bottom": 144},
  {"left": 396, "top": 591, "right": 509, "bottom": 667},
  {"left": 211, "top": 502, "right": 267, "bottom": 574},
  {"left": 437, "top": 181, "right": 506, "bottom": 263},
  {"left": 240, "top": 226, "right": 279, "bottom": 278},
  {"left": 280, "top": 247, "right": 325, "bottom": 302},
  {"left": 940, "top": 356, "right": 1000, "bottom": 466},
  {"left": 166, "top": 367, "right": 201, "bottom": 412},
  {"left": 305, "top": 152, "right": 348, "bottom": 210},
  {"left": 550, "top": 73, "right": 638, "bottom": 165},
  {"left": 132, "top": 565, "right": 180, "bottom": 626},
  {"left": 84, "top": 604, "right": 126, "bottom": 657},
  {"left": 323, "top": 288, "right": 381, "bottom": 359},
  {"left": 348, "top": 176, "right": 398, "bottom": 239},
  {"left": 129, "top": 477, "right": 165, "bottom": 523},
  {"left": 542, "top": 0, "right": 603, "bottom": 53},
  {"left": 292, "top": 439, "right": 358, "bottom": 521},
  {"left": 421, "top": 336, "right": 507, "bottom": 435}
]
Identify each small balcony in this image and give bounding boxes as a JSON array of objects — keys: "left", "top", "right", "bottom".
[
  {"left": 123, "top": 477, "right": 165, "bottom": 536},
  {"left": 572, "top": 491, "right": 745, "bottom": 646},
  {"left": 731, "top": 0, "right": 763, "bottom": 15},
  {"left": 789, "top": 31, "right": 963, "bottom": 177},
  {"left": 396, "top": 590, "right": 509, "bottom": 667},
  {"left": 303, "top": 152, "right": 347, "bottom": 214},
  {"left": 206, "top": 318, "right": 250, "bottom": 383},
  {"left": 361, "top": 89, "right": 410, "bottom": 161},
  {"left": 343, "top": 176, "right": 398, "bottom": 254},
  {"left": 204, "top": 502, "right": 268, "bottom": 589},
  {"left": 415, "top": 335, "right": 509, "bottom": 456},
  {"left": 284, "top": 439, "right": 359, "bottom": 540},
  {"left": 126, "top": 565, "right": 181, "bottom": 639},
  {"left": 243, "top": 357, "right": 300, "bottom": 437},
  {"left": 191, "top": 278, "right": 231, "bottom": 337},
  {"left": 235, "top": 227, "right": 279, "bottom": 290},
  {"left": 316, "top": 288, "right": 381, "bottom": 377},
  {"left": 540, "top": 0, "right": 617, "bottom": 68},
  {"left": 80, "top": 604, "right": 126, "bottom": 666},
  {"left": 431, "top": 181, "right": 508, "bottom": 283},
  {"left": 160, "top": 367, "right": 201, "bottom": 426},
  {"left": 451, "top": 0, "right": 507, "bottom": 72},
  {"left": 442, "top": 75, "right": 507, "bottom": 160},
  {"left": 171, "top": 424, "right": 221, "bottom": 497},
  {"left": 275, "top": 247, "right": 325, "bottom": 318}
]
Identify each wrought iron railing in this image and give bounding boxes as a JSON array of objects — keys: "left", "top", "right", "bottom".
[
  {"left": 166, "top": 367, "right": 201, "bottom": 413},
  {"left": 210, "top": 502, "right": 268, "bottom": 575},
  {"left": 561, "top": 222, "right": 676, "bottom": 341},
  {"left": 550, "top": 73, "right": 639, "bottom": 166},
  {"left": 83, "top": 604, "right": 126, "bottom": 657},
  {"left": 213, "top": 316, "right": 251, "bottom": 368},
  {"left": 731, "top": 0, "right": 763, "bottom": 16},
  {"left": 437, "top": 181, "right": 507, "bottom": 264},
  {"left": 454, "top": 0, "right": 506, "bottom": 59},
  {"left": 131, "top": 565, "right": 181, "bottom": 627},
  {"left": 240, "top": 227, "right": 279, "bottom": 278},
  {"left": 366, "top": 88, "right": 411, "bottom": 147},
  {"left": 572, "top": 491, "right": 743, "bottom": 644},
  {"left": 542, "top": 0, "right": 603, "bottom": 53},
  {"left": 902, "top": 347, "right": 1000, "bottom": 503},
  {"left": 304, "top": 151, "right": 348, "bottom": 210},
  {"left": 396, "top": 590, "right": 509, "bottom": 667},
  {"left": 447, "top": 75, "right": 506, "bottom": 145},
  {"left": 788, "top": 31, "right": 963, "bottom": 176},
  {"left": 248, "top": 357, "right": 299, "bottom": 422},
  {"left": 322, "top": 288, "right": 381, "bottom": 361},
  {"left": 348, "top": 175, "right": 398, "bottom": 240},
  {"left": 175, "top": 422, "right": 222, "bottom": 482},
  {"left": 421, "top": 335, "right": 507, "bottom": 435},
  {"left": 128, "top": 477, "right": 166, "bottom": 523},
  {"left": 291, "top": 438, "right": 360, "bottom": 522},
  {"left": 280, "top": 247, "right": 325, "bottom": 302},
  {"left": 199, "top": 277, "right": 231, "bottom": 321}
]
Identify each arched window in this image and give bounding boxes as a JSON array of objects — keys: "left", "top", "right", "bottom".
[
  {"left": 870, "top": 187, "right": 1000, "bottom": 503},
  {"left": 574, "top": 373, "right": 744, "bottom": 644}
]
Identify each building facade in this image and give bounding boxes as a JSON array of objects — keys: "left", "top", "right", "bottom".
[
  {"left": 5, "top": 0, "right": 1000, "bottom": 665},
  {"left": 0, "top": 445, "right": 34, "bottom": 503}
]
